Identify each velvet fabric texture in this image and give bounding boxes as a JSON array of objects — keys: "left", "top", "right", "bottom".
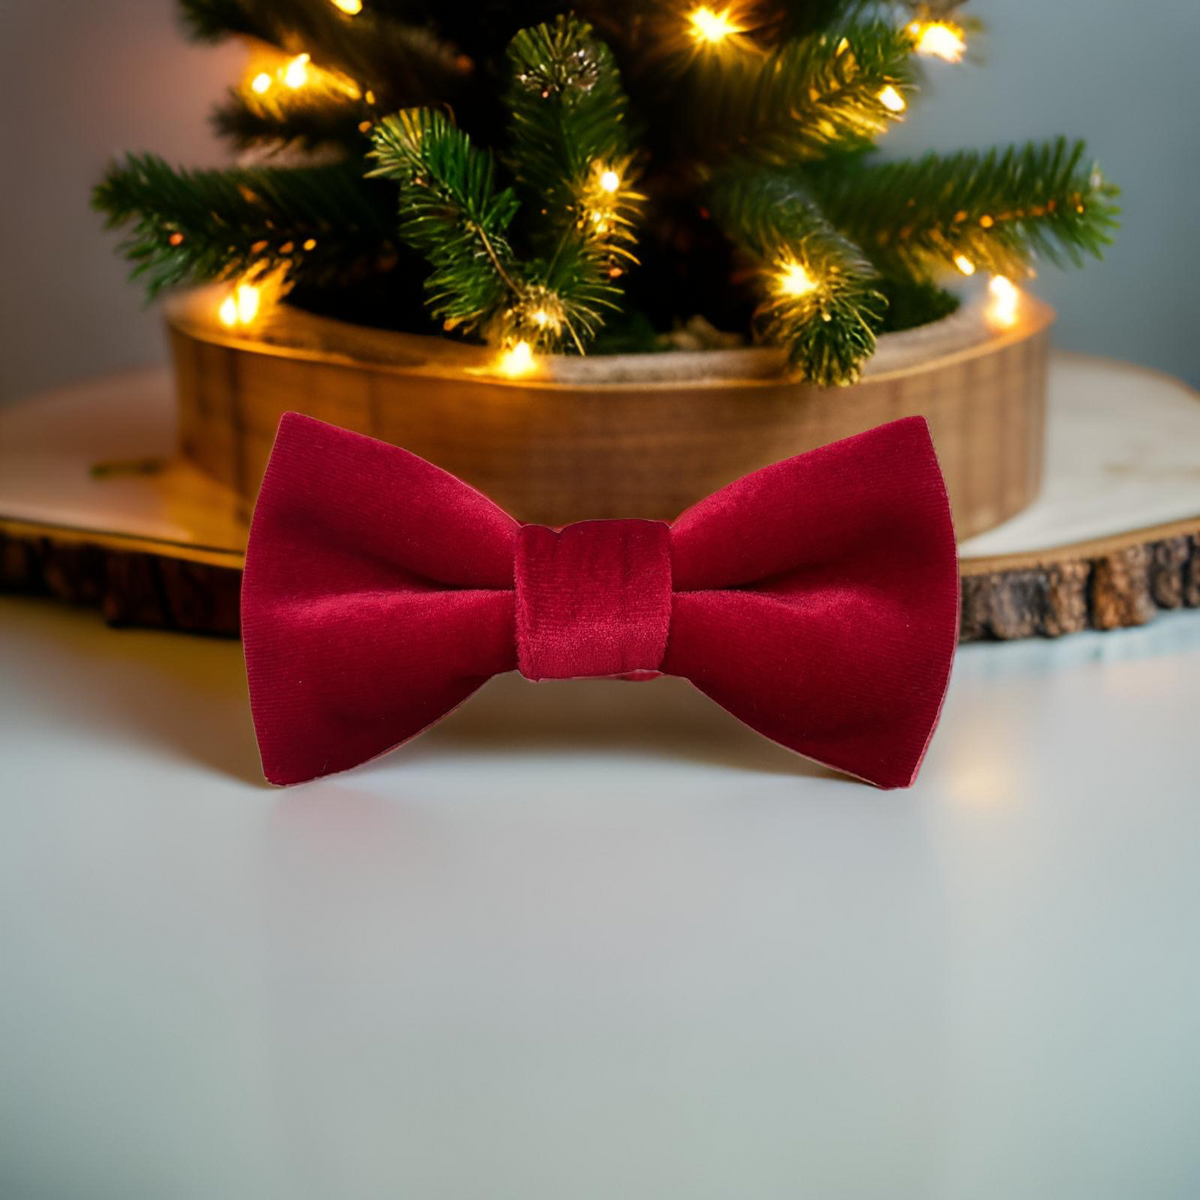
[{"left": 242, "top": 412, "right": 959, "bottom": 788}]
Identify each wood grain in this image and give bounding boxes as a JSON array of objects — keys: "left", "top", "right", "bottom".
[
  {"left": 166, "top": 288, "right": 1054, "bottom": 539},
  {"left": 960, "top": 528, "right": 1200, "bottom": 640},
  {"left": 1, "top": 527, "right": 241, "bottom": 635}
]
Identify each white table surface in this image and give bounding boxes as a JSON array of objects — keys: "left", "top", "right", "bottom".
[{"left": 2, "top": 594, "right": 1198, "bottom": 1199}]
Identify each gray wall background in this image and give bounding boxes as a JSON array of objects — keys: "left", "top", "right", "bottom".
[{"left": 2, "top": 0, "right": 1197, "bottom": 403}]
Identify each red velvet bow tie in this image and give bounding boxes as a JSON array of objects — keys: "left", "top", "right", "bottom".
[{"left": 242, "top": 413, "right": 959, "bottom": 788}]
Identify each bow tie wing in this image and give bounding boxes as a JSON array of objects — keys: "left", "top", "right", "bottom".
[
  {"left": 242, "top": 414, "right": 520, "bottom": 785},
  {"left": 664, "top": 417, "right": 959, "bottom": 788}
]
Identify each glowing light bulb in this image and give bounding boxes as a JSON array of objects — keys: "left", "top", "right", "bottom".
[
  {"left": 330, "top": 0, "right": 362, "bottom": 12},
  {"left": 497, "top": 341, "right": 536, "bottom": 377},
  {"left": 777, "top": 260, "right": 818, "bottom": 297},
  {"left": 878, "top": 85, "right": 906, "bottom": 113},
  {"left": 283, "top": 53, "right": 310, "bottom": 88},
  {"left": 250, "top": 72, "right": 272, "bottom": 94},
  {"left": 986, "top": 275, "right": 1021, "bottom": 329},
  {"left": 953, "top": 254, "right": 976, "bottom": 276},
  {"left": 531, "top": 309, "right": 550, "bottom": 328},
  {"left": 235, "top": 283, "right": 261, "bottom": 324},
  {"left": 689, "top": 6, "right": 742, "bottom": 44},
  {"left": 598, "top": 169, "right": 620, "bottom": 193},
  {"left": 910, "top": 21, "right": 966, "bottom": 63},
  {"left": 217, "top": 281, "right": 266, "bottom": 328}
]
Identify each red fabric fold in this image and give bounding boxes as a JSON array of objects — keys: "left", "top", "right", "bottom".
[
  {"left": 665, "top": 416, "right": 960, "bottom": 787},
  {"left": 242, "top": 412, "right": 958, "bottom": 788},
  {"left": 515, "top": 520, "right": 672, "bottom": 681}
]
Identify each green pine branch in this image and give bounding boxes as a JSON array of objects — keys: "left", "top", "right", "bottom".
[
  {"left": 505, "top": 16, "right": 635, "bottom": 222},
  {"left": 709, "top": 167, "right": 886, "bottom": 386},
  {"left": 807, "top": 137, "right": 1120, "bottom": 279},
  {"left": 92, "top": 153, "right": 397, "bottom": 297},
  {"left": 674, "top": 19, "right": 915, "bottom": 165},
  {"left": 774, "top": 1, "right": 873, "bottom": 41},
  {"left": 367, "top": 109, "right": 522, "bottom": 331},
  {"left": 177, "top": 0, "right": 260, "bottom": 42},
  {"left": 212, "top": 88, "right": 371, "bottom": 151},
  {"left": 177, "top": 0, "right": 468, "bottom": 108},
  {"left": 503, "top": 15, "right": 642, "bottom": 350},
  {"left": 368, "top": 16, "right": 645, "bottom": 354}
]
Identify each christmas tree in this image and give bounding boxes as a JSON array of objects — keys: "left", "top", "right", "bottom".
[{"left": 94, "top": 0, "right": 1118, "bottom": 386}]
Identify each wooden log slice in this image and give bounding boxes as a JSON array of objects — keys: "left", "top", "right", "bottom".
[{"left": 959, "top": 527, "right": 1200, "bottom": 641}]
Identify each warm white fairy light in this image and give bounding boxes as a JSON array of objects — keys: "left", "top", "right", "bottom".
[
  {"left": 877, "top": 84, "right": 906, "bottom": 113},
  {"left": 689, "top": 6, "right": 742, "bottom": 45},
  {"left": 908, "top": 20, "right": 966, "bottom": 63},
  {"left": 330, "top": 0, "right": 363, "bottom": 12},
  {"left": 283, "top": 53, "right": 310, "bottom": 88},
  {"left": 237, "top": 283, "right": 261, "bottom": 323},
  {"left": 216, "top": 268, "right": 289, "bottom": 329},
  {"left": 985, "top": 275, "right": 1021, "bottom": 329},
  {"left": 776, "top": 258, "right": 818, "bottom": 298},
  {"left": 246, "top": 49, "right": 362, "bottom": 105},
  {"left": 218, "top": 282, "right": 263, "bottom": 328},
  {"left": 583, "top": 163, "right": 629, "bottom": 232},
  {"left": 953, "top": 253, "right": 976, "bottom": 276},
  {"left": 496, "top": 340, "right": 537, "bottom": 377}
]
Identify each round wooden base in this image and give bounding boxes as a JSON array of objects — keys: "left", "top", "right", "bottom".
[
  {"left": 166, "top": 287, "right": 1052, "bottom": 540},
  {"left": 2, "top": 354, "right": 1199, "bottom": 640}
]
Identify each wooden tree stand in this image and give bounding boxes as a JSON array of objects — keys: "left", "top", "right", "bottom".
[
  {"left": 165, "top": 287, "right": 1052, "bottom": 540},
  {"left": 2, "top": 331, "right": 1199, "bottom": 641}
]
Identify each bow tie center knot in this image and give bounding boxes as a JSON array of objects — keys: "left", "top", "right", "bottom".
[{"left": 515, "top": 520, "right": 673, "bottom": 681}]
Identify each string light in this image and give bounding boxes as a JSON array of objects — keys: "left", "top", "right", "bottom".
[
  {"left": 244, "top": 49, "right": 361, "bottom": 105},
  {"left": 985, "top": 275, "right": 1021, "bottom": 329},
  {"left": 496, "top": 340, "right": 536, "bottom": 377},
  {"left": 330, "top": 0, "right": 362, "bottom": 12},
  {"left": 581, "top": 160, "right": 638, "bottom": 239},
  {"left": 953, "top": 254, "right": 976, "bottom": 276},
  {"left": 908, "top": 20, "right": 966, "bottom": 63},
  {"left": 217, "top": 282, "right": 262, "bottom": 328},
  {"left": 776, "top": 259, "right": 818, "bottom": 297},
  {"left": 689, "top": 6, "right": 743, "bottom": 45},
  {"left": 216, "top": 268, "right": 288, "bottom": 329},
  {"left": 878, "top": 85, "right": 906, "bottom": 113},
  {"left": 283, "top": 53, "right": 310, "bottom": 88}
]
